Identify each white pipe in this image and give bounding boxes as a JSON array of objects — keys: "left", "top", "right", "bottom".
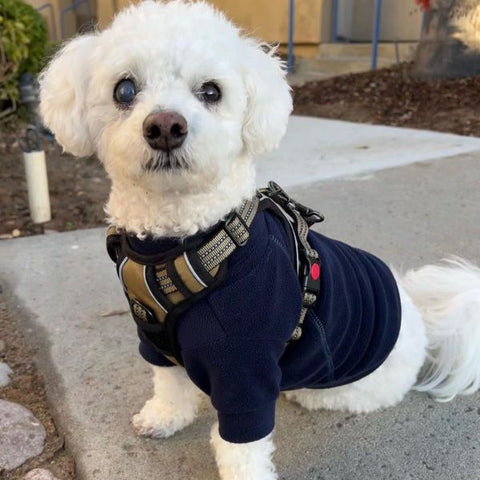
[{"left": 23, "top": 150, "right": 51, "bottom": 224}]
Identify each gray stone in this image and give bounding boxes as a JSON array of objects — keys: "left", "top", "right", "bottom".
[
  {"left": 0, "top": 400, "right": 46, "bottom": 471},
  {"left": 23, "top": 468, "right": 60, "bottom": 480},
  {"left": 0, "top": 362, "right": 13, "bottom": 387}
]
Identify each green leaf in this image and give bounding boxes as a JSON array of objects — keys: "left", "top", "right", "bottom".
[{"left": 0, "top": 0, "right": 49, "bottom": 108}]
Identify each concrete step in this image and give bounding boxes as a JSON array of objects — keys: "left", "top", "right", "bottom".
[
  {"left": 294, "top": 56, "right": 395, "bottom": 79},
  {"left": 317, "top": 42, "right": 418, "bottom": 62},
  {"left": 287, "top": 42, "right": 419, "bottom": 84}
]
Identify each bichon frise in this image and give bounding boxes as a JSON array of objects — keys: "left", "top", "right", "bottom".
[{"left": 39, "top": 1, "right": 480, "bottom": 479}]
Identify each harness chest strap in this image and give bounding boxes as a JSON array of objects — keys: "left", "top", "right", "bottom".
[
  {"left": 106, "top": 196, "right": 260, "bottom": 365},
  {"left": 106, "top": 184, "right": 323, "bottom": 366}
]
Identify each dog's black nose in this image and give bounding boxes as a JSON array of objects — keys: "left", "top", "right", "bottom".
[{"left": 143, "top": 111, "right": 188, "bottom": 151}]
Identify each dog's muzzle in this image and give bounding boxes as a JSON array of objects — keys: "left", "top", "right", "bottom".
[{"left": 143, "top": 111, "right": 188, "bottom": 152}]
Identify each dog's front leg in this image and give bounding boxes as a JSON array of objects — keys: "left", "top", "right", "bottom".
[
  {"left": 210, "top": 423, "right": 277, "bottom": 480},
  {"left": 133, "top": 365, "right": 203, "bottom": 438}
]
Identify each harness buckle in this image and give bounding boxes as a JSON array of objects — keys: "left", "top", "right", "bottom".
[
  {"left": 265, "top": 181, "right": 291, "bottom": 204},
  {"left": 224, "top": 211, "right": 250, "bottom": 247},
  {"left": 293, "top": 203, "right": 325, "bottom": 227},
  {"left": 265, "top": 181, "right": 324, "bottom": 227}
]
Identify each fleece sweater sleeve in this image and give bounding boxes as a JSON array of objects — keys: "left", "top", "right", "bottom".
[{"left": 182, "top": 337, "right": 286, "bottom": 443}]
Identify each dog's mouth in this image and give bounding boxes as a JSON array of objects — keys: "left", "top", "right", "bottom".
[{"left": 144, "top": 152, "right": 190, "bottom": 173}]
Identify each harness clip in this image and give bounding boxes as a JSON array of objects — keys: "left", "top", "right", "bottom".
[
  {"left": 265, "top": 181, "right": 324, "bottom": 227},
  {"left": 266, "top": 181, "right": 290, "bottom": 204},
  {"left": 294, "top": 203, "right": 324, "bottom": 227}
]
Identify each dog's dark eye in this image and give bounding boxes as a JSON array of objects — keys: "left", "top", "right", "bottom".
[
  {"left": 114, "top": 79, "right": 137, "bottom": 106},
  {"left": 197, "top": 82, "right": 221, "bottom": 104}
]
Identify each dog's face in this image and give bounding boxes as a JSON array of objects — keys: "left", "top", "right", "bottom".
[{"left": 40, "top": 0, "right": 292, "bottom": 191}]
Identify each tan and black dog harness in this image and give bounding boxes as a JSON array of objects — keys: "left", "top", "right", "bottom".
[{"left": 106, "top": 182, "right": 323, "bottom": 366}]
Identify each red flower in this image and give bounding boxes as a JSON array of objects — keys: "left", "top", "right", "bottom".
[{"left": 415, "top": 0, "right": 431, "bottom": 11}]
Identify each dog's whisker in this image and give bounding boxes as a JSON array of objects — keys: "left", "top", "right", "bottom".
[
  {"left": 144, "top": 150, "right": 190, "bottom": 173},
  {"left": 145, "top": 157, "right": 155, "bottom": 170}
]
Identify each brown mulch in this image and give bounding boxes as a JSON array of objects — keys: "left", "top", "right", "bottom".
[{"left": 293, "top": 62, "right": 480, "bottom": 137}]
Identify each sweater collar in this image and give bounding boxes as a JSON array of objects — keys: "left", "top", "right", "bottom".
[{"left": 126, "top": 221, "right": 222, "bottom": 256}]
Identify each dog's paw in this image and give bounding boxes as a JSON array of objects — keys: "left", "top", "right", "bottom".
[{"left": 132, "top": 398, "right": 196, "bottom": 439}]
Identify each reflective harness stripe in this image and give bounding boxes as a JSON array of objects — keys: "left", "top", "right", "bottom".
[
  {"left": 183, "top": 252, "right": 208, "bottom": 288},
  {"left": 106, "top": 182, "right": 324, "bottom": 366}
]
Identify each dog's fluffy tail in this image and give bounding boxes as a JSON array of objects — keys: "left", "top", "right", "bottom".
[{"left": 401, "top": 258, "right": 480, "bottom": 401}]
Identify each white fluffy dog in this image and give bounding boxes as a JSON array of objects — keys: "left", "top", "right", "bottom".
[{"left": 40, "top": 1, "right": 480, "bottom": 479}]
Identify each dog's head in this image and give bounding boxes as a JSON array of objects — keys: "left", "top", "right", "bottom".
[{"left": 40, "top": 0, "right": 292, "bottom": 189}]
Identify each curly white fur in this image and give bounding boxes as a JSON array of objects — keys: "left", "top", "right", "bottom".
[
  {"left": 404, "top": 258, "right": 480, "bottom": 401},
  {"left": 39, "top": 2, "right": 480, "bottom": 479},
  {"left": 210, "top": 424, "right": 277, "bottom": 480},
  {"left": 40, "top": 0, "right": 291, "bottom": 238}
]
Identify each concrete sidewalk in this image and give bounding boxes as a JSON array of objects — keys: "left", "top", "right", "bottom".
[
  {"left": 256, "top": 116, "right": 480, "bottom": 188},
  {"left": 1, "top": 119, "right": 480, "bottom": 480}
]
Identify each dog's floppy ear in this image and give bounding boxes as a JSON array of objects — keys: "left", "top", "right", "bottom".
[
  {"left": 241, "top": 44, "right": 293, "bottom": 155},
  {"left": 39, "top": 34, "right": 98, "bottom": 157}
]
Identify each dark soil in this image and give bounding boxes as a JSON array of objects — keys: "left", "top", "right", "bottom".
[
  {"left": 0, "top": 129, "right": 109, "bottom": 239},
  {"left": 292, "top": 63, "right": 480, "bottom": 137},
  {"left": 0, "top": 292, "right": 76, "bottom": 480}
]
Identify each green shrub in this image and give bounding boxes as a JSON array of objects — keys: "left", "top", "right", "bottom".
[{"left": 0, "top": 0, "right": 49, "bottom": 109}]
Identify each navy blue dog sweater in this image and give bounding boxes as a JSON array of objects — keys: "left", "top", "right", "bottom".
[{"left": 127, "top": 209, "right": 401, "bottom": 444}]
